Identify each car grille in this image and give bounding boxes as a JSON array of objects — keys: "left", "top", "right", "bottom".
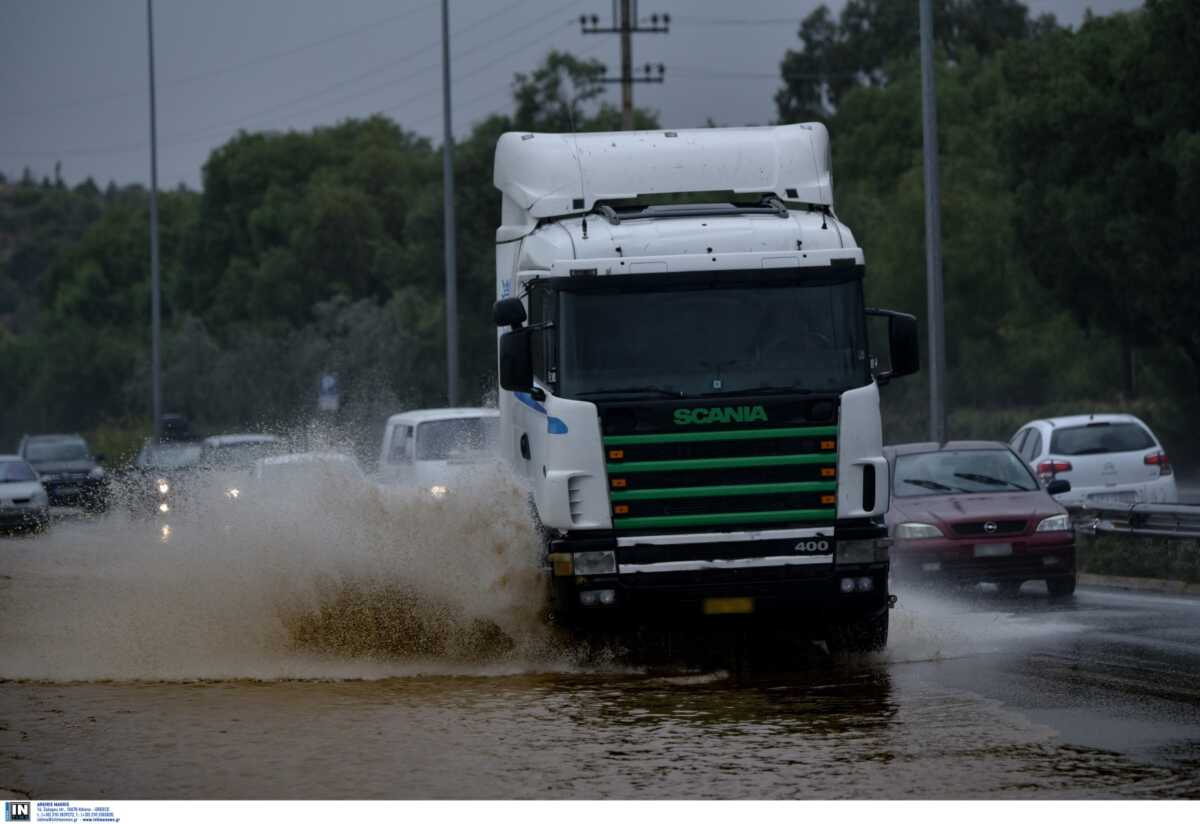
[
  {"left": 599, "top": 396, "right": 839, "bottom": 532},
  {"left": 950, "top": 519, "right": 1029, "bottom": 537}
]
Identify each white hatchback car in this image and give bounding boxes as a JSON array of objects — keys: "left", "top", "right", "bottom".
[{"left": 1010, "top": 414, "right": 1177, "bottom": 506}]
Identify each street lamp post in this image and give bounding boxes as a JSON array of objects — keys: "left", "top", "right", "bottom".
[
  {"left": 146, "top": 0, "right": 162, "bottom": 443},
  {"left": 919, "top": 0, "right": 946, "bottom": 442},
  {"left": 441, "top": 0, "right": 459, "bottom": 406}
]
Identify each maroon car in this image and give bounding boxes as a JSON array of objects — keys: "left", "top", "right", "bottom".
[{"left": 884, "top": 441, "right": 1076, "bottom": 596}]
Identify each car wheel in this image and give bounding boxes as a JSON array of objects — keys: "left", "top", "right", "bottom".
[
  {"left": 1046, "top": 574, "right": 1076, "bottom": 598},
  {"left": 827, "top": 609, "right": 889, "bottom": 654}
]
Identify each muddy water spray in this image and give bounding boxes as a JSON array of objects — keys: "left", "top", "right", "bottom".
[{"left": 0, "top": 461, "right": 563, "bottom": 680}]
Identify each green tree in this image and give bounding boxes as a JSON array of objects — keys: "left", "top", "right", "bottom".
[
  {"left": 1000, "top": 0, "right": 1200, "bottom": 396},
  {"left": 776, "top": 0, "right": 1049, "bottom": 122}
]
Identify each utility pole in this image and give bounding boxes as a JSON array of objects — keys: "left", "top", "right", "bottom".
[
  {"left": 919, "top": 0, "right": 946, "bottom": 442},
  {"left": 146, "top": 0, "right": 162, "bottom": 444},
  {"left": 441, "top": 0, "right": 459, "bottom": 405},
  {"left": 580, "top": 1, "right": 668, "bottom": 129}
]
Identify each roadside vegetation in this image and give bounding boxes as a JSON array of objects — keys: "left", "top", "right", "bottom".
[
  {"left": 1078, "top": 535, "right": 1200, "bottom": 584},
  {"left": 1, "top": 0, "right": 1196, "bottom": 471}
]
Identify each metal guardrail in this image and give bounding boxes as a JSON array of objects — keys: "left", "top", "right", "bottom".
[{"left": 1070, "top": 503, "right": 1200, "bottom": 539}]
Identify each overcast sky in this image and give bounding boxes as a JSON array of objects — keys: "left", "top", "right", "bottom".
[{"left": 2, "top": 0, "right": 1141, "bottom": 189}]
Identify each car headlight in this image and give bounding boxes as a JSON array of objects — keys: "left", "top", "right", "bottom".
[
  {"left": 895, "top": 522, "right": 944, "bottom": 539},
  {"left": 157, "top": 479, "right": 170, "bottom": 495},
  {"left": 88, "top": 466, "right": 106, "bottom": 479},
  {"left": 573, "top": 550, "right": 616, "bottom": 576},
  {"left": 225, "top": 487, "right": 240, "bottom": 500},
  {"left": 429, "top": 485, "right": 449, "bottom": 499},
  {"left": 1036, "top": 514, "right": 1071, "bottom": 532}
]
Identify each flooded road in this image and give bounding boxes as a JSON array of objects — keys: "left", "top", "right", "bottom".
[{"left": 2, "top": 474, "right": 1200, "bottom": 798}]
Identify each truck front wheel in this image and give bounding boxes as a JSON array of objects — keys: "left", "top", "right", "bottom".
[{"left": 826, "top": 609, "right": 889, "bottom": 654}]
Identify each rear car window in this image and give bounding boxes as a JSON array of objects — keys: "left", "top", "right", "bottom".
[{"left": 1049, "top": 423, "right": 1155, "bottom": 456}]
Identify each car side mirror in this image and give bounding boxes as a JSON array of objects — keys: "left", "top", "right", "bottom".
[
  {"left": 866, "top": 308, "right": 919, "bottom": 381},
  {"left": 1046, "top": 479, "right": 1071, "bottom": 496},
  {"left": 499, "top": 327, "right": 534, "bottom": 392}
]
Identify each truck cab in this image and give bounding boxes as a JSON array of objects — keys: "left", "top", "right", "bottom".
[
  {"left": 491, "top": 124, "right": 918, "bottom": 651},
  {"left": 378, "top": 408, "right": 501, "bottom": 493}
]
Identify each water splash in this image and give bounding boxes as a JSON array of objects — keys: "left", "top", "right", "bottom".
[{"left": 0, "top": 458, "right": 574, "bottom": 681}]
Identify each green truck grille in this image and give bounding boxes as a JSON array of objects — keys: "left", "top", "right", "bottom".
[{"left": 603, "top": 425, "right": 838, "bottom": 530}]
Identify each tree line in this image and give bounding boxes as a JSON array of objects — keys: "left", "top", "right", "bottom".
[{"left": 1, "top": 0, "right": 1197, "bottom": 467}]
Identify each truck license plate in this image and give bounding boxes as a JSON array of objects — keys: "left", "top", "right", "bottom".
[
  {"left": 974, "top": 543, "right": 1013, "bottom": 558},
  {"left": 703, "top": 597, "right": 754, "bottom": 615}
]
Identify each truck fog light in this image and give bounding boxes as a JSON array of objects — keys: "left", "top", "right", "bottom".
[
  {"left": 1042, "top": 556, "right": 1061, "bottom": 566},
  {"left": 922, "top": 562, "right": 941, "bottom": 572},
  {"left": 856, "top": 576, "right": 874, "bottom": 592},
  {"left": 579, "top": 590, "right": 616, "bottom": 607},
  {"left": 573, "top": 550, "right": 616, "bottom": 576},
  {"left": 840, "top": 577, "right": 856, "bottom": 594}
]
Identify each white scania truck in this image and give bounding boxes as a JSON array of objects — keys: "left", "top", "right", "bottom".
[{"left": 491, "top": 124, "right": 918, "bottom": 651}]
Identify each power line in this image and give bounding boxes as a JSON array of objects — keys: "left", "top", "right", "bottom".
[
  {"left": 673, "top": 17, "right": 802, "bottom": 26},
  {"left": 7, "top": 0, "right": 441, "bottom": 120},
  {"left": 1, "top": 0, "right": 576, "bottom": 160},
  {"left": 580, "top": 0, "right": 669, "bottom": 129}
]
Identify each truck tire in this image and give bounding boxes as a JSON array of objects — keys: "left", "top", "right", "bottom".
[
  {"left": 827, "top": 609, "right": 889, "bottom": 654},
  {"left": 1046, "top": 574, "right": 1076, "bottom": 598}
]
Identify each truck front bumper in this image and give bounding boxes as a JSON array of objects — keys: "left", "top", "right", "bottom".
[{"left": 547, "top": 525, "right": 889, "bottom": 629}]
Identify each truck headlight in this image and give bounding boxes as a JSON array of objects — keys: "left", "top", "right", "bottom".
[
  {"left": 895, "top": 522, "right": 944, "bottom": 539},
  {"left": 157, "top": 479, "right": 170, "bottom": 495},
  {"left": 837, "top": 539, "right": 889, "bottom": 564},
  {"left": 429, "top": 485, "right": 449, "bottom": 499},
  {"left": 1036, "top": 514, "right": 1071, "bottom": 532},
  {"left": 573, "top": 550, "right": 616, "bottom": 576}
]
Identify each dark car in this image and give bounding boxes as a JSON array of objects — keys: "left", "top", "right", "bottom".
[
  {"left": 127, "top": 439, "right": 204, "bottom": 517},
  {"left": 18, "top": 433, "right": 109, "bottom": 512},
  {"left": 884, "top": 441, "right": 1076, "bottom": 596}
]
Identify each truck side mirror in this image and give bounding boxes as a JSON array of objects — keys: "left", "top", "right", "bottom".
[
  {"left": 493, "top": 297, "right": 527, "bottom": 329},
  {"left": 866, "top": 308, "right": 919, "bottom": 381},
  {"left": 499, "top": 328, "right": 534, "bottom": 392}
]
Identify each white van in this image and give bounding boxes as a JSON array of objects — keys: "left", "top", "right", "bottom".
[{"left": 378, "top": 408, "right": 501, "bottom": 492}]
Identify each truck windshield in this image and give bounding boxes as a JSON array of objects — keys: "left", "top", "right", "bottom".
[{"left": 556, "top": 279, "right": 867, "bottom": 398}]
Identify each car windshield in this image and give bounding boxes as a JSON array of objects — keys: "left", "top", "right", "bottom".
[
  {"left": 136, "top": 443, "right": 203, "bottom": 470},
  {"left": 0, "top": 460, "right": 38, "bottom": 482},
  {"left": 25, "top": 440, "right": 88, "bottom": 462},
  {"left": 416, "top": 418, "right": 498, "bottom": 461},
  {"left": 1050, "top": 423, "right": 1155, "bottom": 456},
  {"left": 201, "top": 441, "right": 283, "bottom": 469},
  {"left": 894, "top": 449, "right": 1039, "bottom": 497},
  {"left": 553, "top": 277, "right": 868, "bottom": 398}
]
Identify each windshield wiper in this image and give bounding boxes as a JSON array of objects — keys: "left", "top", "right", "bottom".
[
  {"left": 575, "top": 386, "right": 687, "bottom": 398},
  {"left": 903, "top": 479, "right": 961, "bottom": 493},
  {"left": 696, "top": 386, "right": 814, "bottom": 398},
  {"left": 953, "top": 472, "right": 1030, "bottom": 490}
]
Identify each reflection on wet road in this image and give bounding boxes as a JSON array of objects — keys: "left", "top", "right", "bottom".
[{"left": 2, "top": 496, "right": 1200, "bottom": 798}]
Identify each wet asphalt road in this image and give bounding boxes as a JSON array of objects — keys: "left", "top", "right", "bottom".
[
  {"left": 897, "top": 583, "right": 1200, "bottom": 776},
  {"left": 2, "top": 504, "right": 1199, "bottom": 798}
]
